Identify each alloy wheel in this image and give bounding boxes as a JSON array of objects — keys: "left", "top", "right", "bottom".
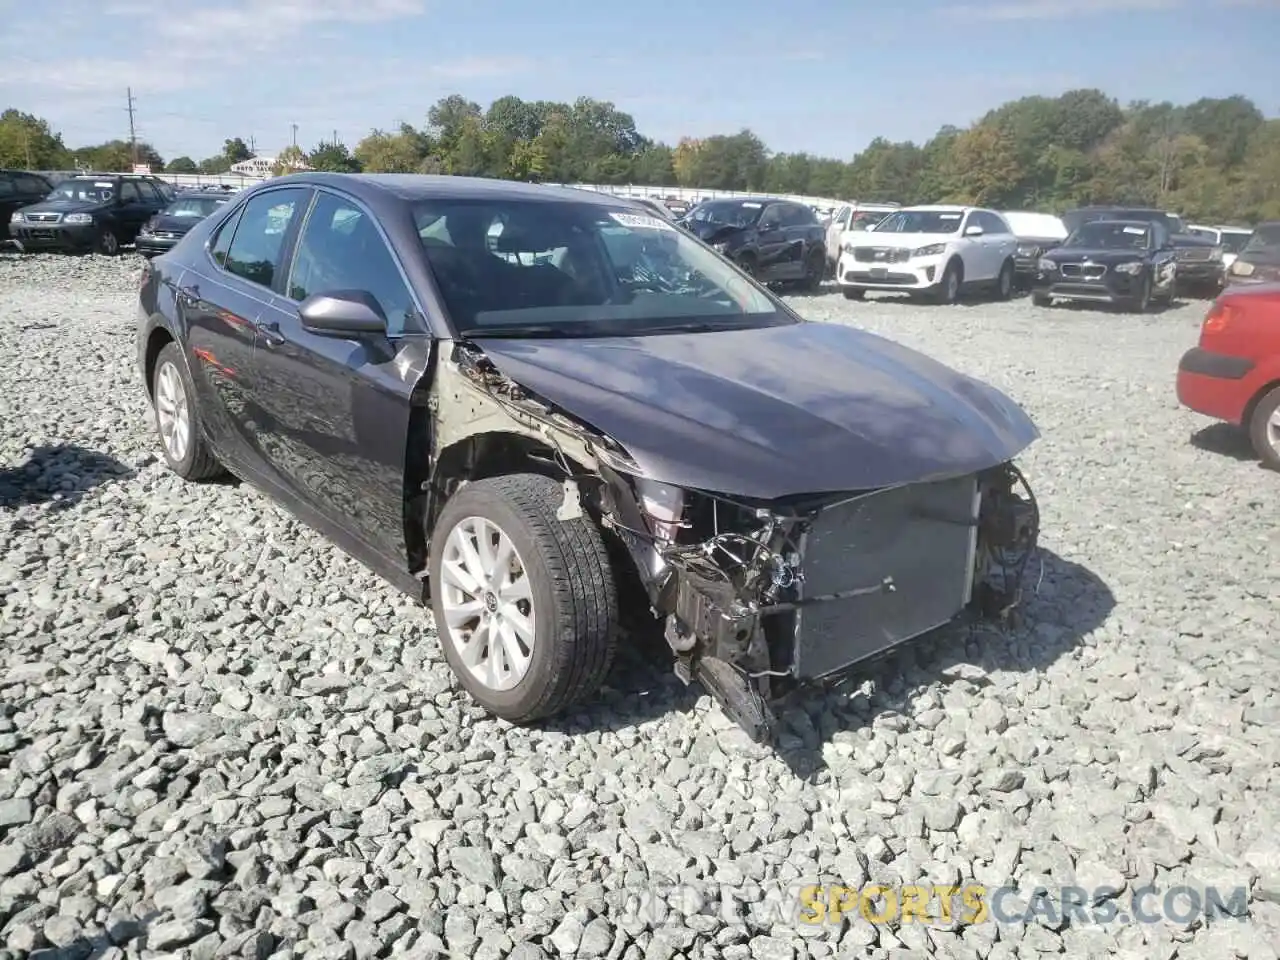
[
  {"left": 155, "top": 360, "right": 190, "bottom": 464},
  {"left": 99, "top": 230, "right": 119, "bottom": 256},
  {"left": 1268, "top": 408, "right": 1280, "bottom": 457},
  {"left": 438, "top": 515, "right": 536, "bottom": 692}
]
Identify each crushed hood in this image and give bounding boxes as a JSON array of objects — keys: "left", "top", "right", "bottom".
[{"left": 470, "top": 321, "right": 1039, "bottom": 500}]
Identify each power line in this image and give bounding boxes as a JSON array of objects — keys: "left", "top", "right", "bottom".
[{"left": 126, "top": 87, "right": 138, "bottom": 168}]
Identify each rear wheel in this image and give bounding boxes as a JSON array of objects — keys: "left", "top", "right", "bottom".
[
  {"left": 151, "top": 343, "right": 223, "bottom": 480},
  {"left": 800, "top": 249, "right": 824, "bottom": 291},
  {"left": 737, "top": 253, "right": 758, "bottom": 279},
  {"left": 842, "top": 288, "right": 866, "bottom": 301},
  {"left": 1248, "top": 385, "right": 1280, "bottom": 471},
  {"left": 428, "top": 474, "right": 619, "bottom": 723}
]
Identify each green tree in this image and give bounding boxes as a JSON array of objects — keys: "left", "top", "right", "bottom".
[
  {"left": 73, "top": 139, "right": 164, "bottom": 172},
  {"left": 939, "top": 123, "right": 1021, "bottom": 206},
  {"left": 0, "top": 109, "right": 69, "bottom": 168},
  {"left": 307, "top": 140, "right": 361, "bottom": 173},
  {"left": 222, "top": 137, "right": 253, "bottom": 165},
  {"left": 271, "top": 145, "right": 308, "bottom": 176},
  {"left": 165, "top": 156, "right": 198, "bottom": 173},
  {"left": 354, "top": 126, "right": 430, "bottom": 172}
]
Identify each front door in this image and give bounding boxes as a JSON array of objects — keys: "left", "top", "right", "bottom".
[{"left": 242, "top": 188, "right": 426, "bottom": 560}]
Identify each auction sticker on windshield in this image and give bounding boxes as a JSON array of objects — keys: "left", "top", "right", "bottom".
[
  {"left": 741, "top": 202, "right": 762, "bottom": 208},
  {"left": 609, "top": 212, "right": 676, "bottom": 231},
  {"left": 1123, "top": 226, "right": 1148, "bottom": 234}
]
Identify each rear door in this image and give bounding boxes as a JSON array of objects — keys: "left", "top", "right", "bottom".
[
  {"left": 240, "top": 187, "right": 428, "bottom": 560},
  {"left": 826, "top": 205, "right": 851, "bottom": 261},
  {"left": 0, "top": 175, "right": 18, "bottom": 236},
  {"left": 979, "top": 211, "right": 1017, "bottom": 274},
  {"left": 113, "top": 180, "right": 153, "bottom": 240},
  {"left": 755, "top": 203, "right": 790, "bottom": 279}
]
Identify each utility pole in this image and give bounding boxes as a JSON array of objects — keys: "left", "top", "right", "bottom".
[
  {"left": 249, "top": 135, "right": 256, "bottom": 155},
  {"left": 291, "top": 123, "right": 298, "bottom": 148},
  {"left": 333, "top": 129, "right": 338, "bottom": 148},
  {"left": 126, "top": 87, "right": 139, "bottom": 169}
]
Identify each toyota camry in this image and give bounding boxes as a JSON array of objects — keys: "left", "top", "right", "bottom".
[{"left": 136, "top": 173, "right": 1041, "bottom": 743}]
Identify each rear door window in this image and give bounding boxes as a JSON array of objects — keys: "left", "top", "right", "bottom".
[{"left": 221, "top": 188, "right": 311, "bottom": 290}]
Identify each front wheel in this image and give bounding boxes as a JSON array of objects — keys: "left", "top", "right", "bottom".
[
  {"left": 1248, "top": 386, "right": 1280, "bottom": 471},
  {"left": 1129, "top": 275, "right": 1152, "bottom": 313},
  {"left": 842, "top": 288, "right": 866, "bottom": 301},
  {"left": 428, "top": 474, "right": 619, "bottom": 723},
  {"left": 994, "top": 258, "right": 1014, "bottom": 301},
  {"left": 935, "top": 260, "right": 963, "bottom": 304},
  {"left": 800, "top": 250, "right": 824, "bottom": 291},
  {"left": 96, "top": 228, "right": 120, "bottom": 256}
]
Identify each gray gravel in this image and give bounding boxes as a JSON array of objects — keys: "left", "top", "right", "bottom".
[{"left": 2, "top": 251, "right": 1279, "bottom": 959}]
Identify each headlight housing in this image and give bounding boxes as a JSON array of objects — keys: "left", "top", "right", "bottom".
[
  {"left": 64, "top": 213, "right": 94, "bottom": 225},
  {"left": 1210, "top": 247, "right": 1223, "bottom": 261},
  {"left": 913, "top": 243, "right": 946, "bottom": 258},
  {"left": 1231, "top": 260, "right": 1255, "bottom": 276},
  {"left": 1016, "top": 244, "right": 1040, "bottom": 258},
  {"left": 9, "top": 212, "right": 24, "bottom": 224},
  {"left": 712, "top": 241, "right": 729, "bottom": 253},
  {"left": 1037, "top": 258, "right": 1058, "bottom": 272},
  {"left": 1114, "top": 261, "right": 1144, "bottom": 275}
]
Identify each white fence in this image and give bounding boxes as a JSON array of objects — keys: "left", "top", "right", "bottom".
[{"left": 36, "top": 169, "right": 898, "bottom": 211}]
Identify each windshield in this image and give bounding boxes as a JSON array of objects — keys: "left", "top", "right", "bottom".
[
  {"left": 164, "top": 196, "right": 228, "bottom": 218},
  {"left": 1242, "top": 225, "right": 1280, "bottom": 258},
  {"left": 414, "top": 199, "right": 790, "bottom": 336},
  {"left": 1221, "top": 231, "right": 1253, "bottom": 254},
  {"left": 873, "top": 210, "right": 964, "bottom": 234},
  {"left": 686, "top": 200, "right": 765, "bottom": 228},
  {"left": 1187, "top": 227, "right": 1218, "bottom": 242},
  {"left": 45, "top": 179, "right": 115, "bottom": 204},
  {"left": 1065, "top": 221, "right": 1151, "bottom": 250}
]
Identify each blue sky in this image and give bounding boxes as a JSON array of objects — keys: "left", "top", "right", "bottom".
[{"left": 0, "top": 0, "right": 1276, "bottom": 163}]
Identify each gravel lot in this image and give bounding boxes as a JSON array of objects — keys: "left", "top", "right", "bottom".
[{"left": 2, "top": 252, "right": 1278, "bottom": 960}]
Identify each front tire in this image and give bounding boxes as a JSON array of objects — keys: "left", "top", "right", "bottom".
[
  {"left": 936, "top": 259, "right": 962, "bottom": 304},
  {"left": 151, "top": 343, "right": 223, "bottom": 480},
  {"left": 1248, "top": 386, "right": 1280, "bottom": 471},
  {"left": 994, "top": 258, "right": 1014, "bottom": 301},
  {"left": 1129, "top": 275, "right": 1152, "bottom": 313},
  {"left": 800, "top": 249, "right": 824, "bottom": 291},
  {"left": 1032, "top": 292, "right": 1052, "bottom": 308},
  {"left": 428, "top": 474, "right": 619, "bottom": 723},
  {"left": 842, "top": 288, "right": 866, "bottom": 301},
  {"left": 96, "top": 228, "right": 120, "bottom": 256}
]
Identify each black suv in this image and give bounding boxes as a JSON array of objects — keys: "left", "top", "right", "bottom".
[
  {"left": 1062, "top": 206, "right": 1221, "bottom": 296},
  {"left": 9, "top": 173, "right": 172, "bottom": 255},
  {"left": 678, "top": 197, "right": 827, "bottom": 290},
  {"left": 0, "top": 170, "right": 54, "bottom": 246}
]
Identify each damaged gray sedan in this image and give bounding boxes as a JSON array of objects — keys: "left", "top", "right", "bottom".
[{"left": 136, "top": 173, "right": 1041, "bottom": 743}]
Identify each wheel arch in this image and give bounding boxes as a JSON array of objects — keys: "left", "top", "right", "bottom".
[
  {"left": 142, "top": 325, "right": 176, "bottom": 400},
  {"left": 1243, "top": 378, "right": 1280, "bottom": 430}
]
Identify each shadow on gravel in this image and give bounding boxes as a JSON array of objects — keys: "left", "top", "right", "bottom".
[
  {"left": 0, "top": 443, "right": 134, "bottom": 511},
  {"left": 546, "top": 548, "right": 1116, "bottom": 779},
  {"left": 1189, "top": 422, "right": 1257, "bottom": 463}
]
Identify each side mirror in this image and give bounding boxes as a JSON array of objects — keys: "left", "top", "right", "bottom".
[
  {"left": 964, "top": 225, "right": 984, "bottom": 237},
  {"left": 299, "top": 290, "right": 388, "bottom": 338}
]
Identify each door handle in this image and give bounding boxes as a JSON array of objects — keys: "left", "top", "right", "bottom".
[{"left": 256, "top": 320, "right": 286, "bottom": 347}]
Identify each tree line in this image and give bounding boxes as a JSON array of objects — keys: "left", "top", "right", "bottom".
[{"left": 2, "top": 88, "right": 1277, "bottom": 222}]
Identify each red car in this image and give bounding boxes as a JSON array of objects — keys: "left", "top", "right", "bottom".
[{"left": 1177, "top": 283, "right": 1280, "bottom": 469}]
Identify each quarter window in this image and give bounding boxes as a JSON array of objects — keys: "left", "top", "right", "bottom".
[
  {"left": 287, "top": 192, "right": 416, "bottom": 336},
  {"left": 222, "top": 188, "right": 310, "bottom": 290},
  {"left": 119, "top": 182, "right": 140, "bottom": 203}
]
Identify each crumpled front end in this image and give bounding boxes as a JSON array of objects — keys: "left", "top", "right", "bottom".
[
  {"left": 431, "top": 340, "right": 1041, "bottom": 744},
  {"left": 613, "top": 466, "right": 1039, "bottom": 740}
]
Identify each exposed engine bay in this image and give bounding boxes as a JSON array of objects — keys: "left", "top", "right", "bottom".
[{"left": 435, "top": 341, "right": 1041, "bottom": 743}]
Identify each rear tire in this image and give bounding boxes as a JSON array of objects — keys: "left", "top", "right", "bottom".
[
  {"left": 842, "top": 288, "right": 865, "bottom": 301},
  {"left": 1130, "top": 275, "right": 1152, "bottom": 313},
  {"left": 800, "top": 249, "right": 824, "bottom": 291},
  {"left": 428, "top": 474, "right": 619, "bottom": 724},
  {"left": 151, "top": 343, "right": 224, "bottom": 481},
  {"left": 1248, "top": 385, "right": 1280, "bottom": 471},
  {"left": 737, "top": 253, "right": 758, "bottom": 280}
]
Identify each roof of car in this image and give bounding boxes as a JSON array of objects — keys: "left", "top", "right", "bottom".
[
  {"left": 266, "top": 172, "right": 643, "bottom": 207},
  {"left": 900, "top": 204, "right": 973, "bottom": 213},
  {"left": 1078, "top": 219, "right": 1153, "bottom": 229}
]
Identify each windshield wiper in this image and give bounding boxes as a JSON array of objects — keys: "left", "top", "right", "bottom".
[{"left": 458, "top": 324, "right": 593, "bottom": 339}]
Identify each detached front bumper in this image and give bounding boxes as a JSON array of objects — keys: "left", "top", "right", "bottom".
[
  {"left": 9, "top": 222, "right": 98, "bottom": 252},
  {"left": 836, "top": 250, "right": 946, "bottom": 291},
  {"left": 1175, "top": 260, "right": 1224, "bottom": 290}
]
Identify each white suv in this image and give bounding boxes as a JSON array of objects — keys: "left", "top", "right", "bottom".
[{"left": 835, "top": 205, "right": 1019, "bottom": 303}]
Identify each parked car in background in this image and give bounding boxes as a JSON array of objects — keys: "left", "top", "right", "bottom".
[
  {"left": 0, "top": 170, "right": 53, "bottom": 246},
  {"left": 1188, "top": 224, "right": 1253, "bottom": 269},
  {"left": 835, "top": 205, "right": 1018, "bottom": 303},
  {"left": 680, "top": 196, "right": 826, "bottom": 289},
  {"left": 1177, "top": 284, "right": 1280, "bottom": 469},
  {"left": 823, "top": 203, "right": 897, "bottom": 274},
  {"left": 134, "top": 172, "right": 1040, "bottom": 743},
  {"left": 1223, "top": 222, "right": 1280, "bottom": 288},
  {"left": 1062, "top": 205, "right": 1217, "bottom": 297},
  {"left": 136, "top": 190, "right": 235, "bottom": 258},
  {"left": 1033, "top": 219, "right": 1176, "bottom": 311},
  {"left": 1000, "top": 211, "right": 1068, "bottom": 288},
  {"left": 9, "top": 173, "right": 171, "bottom": 255}
]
